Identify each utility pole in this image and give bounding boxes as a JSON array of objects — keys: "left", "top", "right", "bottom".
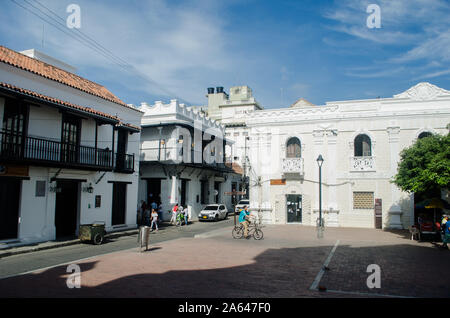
[{"left": 243, "top": 136, "right": 249, "bottom": 199}]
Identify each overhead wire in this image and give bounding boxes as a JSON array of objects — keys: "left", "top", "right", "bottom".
[{"left": 9, "top": 0, "right": 193, "bottom": 105}]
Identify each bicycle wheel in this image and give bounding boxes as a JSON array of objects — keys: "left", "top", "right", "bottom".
[
  {"left": 253, "top": 228, "right": 264, "bottom": 240},
  {"left": 232, "top": 226, "right": 243, "bottom": 239}
]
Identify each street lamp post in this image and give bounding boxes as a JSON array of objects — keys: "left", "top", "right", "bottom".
[{"left": 316, "top": 155, "right": 324, "bottom": 237}]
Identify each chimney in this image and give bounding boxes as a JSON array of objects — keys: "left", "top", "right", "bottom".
[
  {"left": 216, "top": 86, "right": 224, "bottom": 94},
  {"left": 207, "top": 87, "right": 215, "bottom": 94}
]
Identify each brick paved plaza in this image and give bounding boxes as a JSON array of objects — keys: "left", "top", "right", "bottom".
[{"left": 0, "top": 225, "right": 449, "bottom": 298}]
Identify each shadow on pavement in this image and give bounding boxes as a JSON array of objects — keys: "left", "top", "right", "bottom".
[{"left": 0, "top": 243, "right": 449, "bottom": 298}]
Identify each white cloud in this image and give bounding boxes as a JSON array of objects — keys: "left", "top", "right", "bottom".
[
  {"left": 3, "top": 0, "right": 238, "bottom": 104},
  {"left": 323, "top": 0, "right": 450, "bottom": 80}
]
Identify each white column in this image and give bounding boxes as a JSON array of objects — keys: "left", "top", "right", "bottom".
[
  {"left": 312, "top": 129, "right": 325, "bottom": 226},
  {"left": 326, "top": 130, "right": 339, "bottom": 227},
  {"left": 260, "top": 131, "right": 272, "bottom": 224},
  {"left": 169, "top": 175, "right": 178, "bottom": 204},
  {"left": 386, "top": 126, "right": 403, "bottom": 229}
]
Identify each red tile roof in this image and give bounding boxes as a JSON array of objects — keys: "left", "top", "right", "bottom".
[
  {"left": 0, "top": 46, "right": 140, "bottom": 113},
  {"left": 0, "top": 81, "right": 120, "bottom": 122}
]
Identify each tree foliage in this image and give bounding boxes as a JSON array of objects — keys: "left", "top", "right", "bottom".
[{"left": 393, "top": 133, "right": 450, "bottom": 194}]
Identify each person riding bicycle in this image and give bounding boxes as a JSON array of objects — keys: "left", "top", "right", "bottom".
[
  {"left": 239, "top": 206, "right": 251, "bottom": 239},
  {"left": 176, "top": 211, "right": 185, "bottom": 226}
]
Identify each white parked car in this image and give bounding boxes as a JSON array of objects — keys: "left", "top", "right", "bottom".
[
  {"left": 198, "top": 204, "right": 228, "bottom": 221},
  {"left": 235, "top": 199, "right": 250, "bottom": 214}
]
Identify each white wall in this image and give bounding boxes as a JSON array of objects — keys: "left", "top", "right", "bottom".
[
  {"left": 0, "top": 58, "right": 143, "bottom": 244},
  {"left": 244, "top": 83, "right": 450, "bottom": 229}
]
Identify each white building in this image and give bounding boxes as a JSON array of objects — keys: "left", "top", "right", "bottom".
[
  {"left": 201, "top": 86, "right": 263, "bottom": 198},
  {"left": 138, "top": 99, "right": 242, "bottom": 220},
  {"left": 0, "top": 46, "right": 143, "bottom": 245},
  {"left": 201, "top": 83, "right": 450, "bottom": 229}
]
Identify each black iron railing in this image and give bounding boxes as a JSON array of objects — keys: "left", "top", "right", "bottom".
[
  {"left": 0, "top": 131, "right": 134, "bottom": 173},
  {"left": 140, "top": 146, "right": 230, "bottom": 172}
]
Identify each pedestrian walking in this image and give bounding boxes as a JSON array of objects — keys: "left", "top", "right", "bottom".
[
  {"left": 144, "top": 206, "right": 151, "bottom": 227},
  {"left": 150, "top": 209, "right": 159, "bottom": 231},
  {"left": 170, "top": 203, "right": 179, "bottom": 225},
  {"left": 183, "top": 206, "right": 189, "bottom": 225},
  {"left": 441, "top": 215, "right": 449, "bottom": 248},
  {"left": 139, "top": 200, "right": 148, "bottom": 226},
  {"left": 151, "top": 200, "right": 158, "bottom": 211},
  {"left": 157, "top": 203, "right": 163, "bottom": 224}
]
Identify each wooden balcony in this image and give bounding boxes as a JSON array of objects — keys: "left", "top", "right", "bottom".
[{"left": 0, "top": 131, "right": 134, "bottom": 173}]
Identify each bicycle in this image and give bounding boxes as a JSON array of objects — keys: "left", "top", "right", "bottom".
[
  {"left": 232, "top": 220, "right": 264, "bottom": 240},
  {"left": 175, "top": 213, "right": 185, "bottom": 227}
]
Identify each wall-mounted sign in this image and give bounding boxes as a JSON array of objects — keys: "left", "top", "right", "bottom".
[
  {"left": 270, "top": 179, "right": 286, "bottom": 185},
  {"left": 0, "top": 164, "right": 29, "bottom": 177}
]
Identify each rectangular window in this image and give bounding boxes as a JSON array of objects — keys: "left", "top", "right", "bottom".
[
  {"left": 353, "top": 192, "right": 374, "bottom": 209},
  {"left": 35, "top": 181, "right": 46, "bottom": 197},
  {"left": 95, "top": 195, "right": 101, "bottom": 208},
  {"left": 2, "top": 99, "right": 28, "bottom": 158}
]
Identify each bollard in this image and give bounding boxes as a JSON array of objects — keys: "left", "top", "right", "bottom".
[
  {"left": 316, "top": 218, "right": 325, "bottom": 239},
  {"left": 138, "top": 226, "right": 150, "bottom": 252}
]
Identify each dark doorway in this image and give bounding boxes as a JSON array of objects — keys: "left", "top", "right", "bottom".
[
  {"left": 61, "top": 115, "right": 81, "bottom": 164},
  {"left": 0, "top": 178, "right": 21, "bottom": 240},
  {"left": 287, "top": 194, "right": 302, "bottom": 223},
  {"left": 180, "top": 179, "right": 187, "bottom": 207},
  {"left": 112, "top": 182, "right": 127, "bottom": 226},
  {"left": 201, "top": 179, "right": 208, "bottom": 204},
  {"left": 115, "top": 129, "right": 128, "bottom": 170},
  {"left": 214, "top": 181, "right": 220, "bottom": 204},
  {"left": 55, "top": 180, "right": 79, "bottom": 238},
  {"left": 146, "top": 178, "right": 161, "bottom": 205}
]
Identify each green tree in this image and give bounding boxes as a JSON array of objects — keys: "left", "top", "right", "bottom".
[{"left": 393, "top": 133, "right": 450, "bottom": 194}]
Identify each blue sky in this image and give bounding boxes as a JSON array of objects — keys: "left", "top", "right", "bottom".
[{"left": 1, "top": 0, "right": 450, "bottom": 109}]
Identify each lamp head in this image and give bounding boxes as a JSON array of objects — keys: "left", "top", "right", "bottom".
[{"left": 316, "top": 154, "right": 324, "bottom": 167}]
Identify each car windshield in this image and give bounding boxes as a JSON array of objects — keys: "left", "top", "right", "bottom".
[
  {"left": 239, "top": 201, "right": 249, "bottom": 205},
  {"left": 204, "top": 206, "right": 218, "bottom": 210}
]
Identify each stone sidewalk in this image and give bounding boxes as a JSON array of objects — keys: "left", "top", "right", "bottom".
[{"left": 0, "top": 225, "right": 449, "bottom": 298}]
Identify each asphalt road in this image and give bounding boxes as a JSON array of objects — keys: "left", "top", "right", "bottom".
[{"left": 0, "top": 217, "right": 235, "bottom": 280}]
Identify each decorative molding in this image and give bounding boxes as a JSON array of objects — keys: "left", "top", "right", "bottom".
[
  {"left": 393, "top": 82, "right": 450, "bottom": 101},
  {"left": 414, "top": 127, "right": 438, "bottom": 140},
  {"left": 350, "top": 156, "right": 376, "bottom": 172},
  {"left": 387, "top": 126, "right": 401, "bottom": 143},
  {"left": 282, "top": 158, "right": 304, "bottom": 174}
]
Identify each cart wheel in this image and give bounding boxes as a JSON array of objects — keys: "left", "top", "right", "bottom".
[{"left": 93, "top": 233, "right": 103, "bottom": 245}]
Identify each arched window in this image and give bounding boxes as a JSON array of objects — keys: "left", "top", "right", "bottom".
[
  {"left": 286, "top": 137, "right": 301, "bottom": 158},
  {"left": 418, "top": 131, "right": 433, "bottom": 139},
  {"left": 354, "top": 134, "right": 371, "bottom": 157}
]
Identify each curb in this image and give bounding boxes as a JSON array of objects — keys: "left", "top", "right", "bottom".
[{"left": 0, "top": 229, "right": 139, "bottom": 259}]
